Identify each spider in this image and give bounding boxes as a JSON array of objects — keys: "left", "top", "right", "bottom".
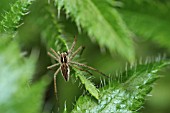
[{"left": 47, "top": 37, "right": 108, "bottom": 96}]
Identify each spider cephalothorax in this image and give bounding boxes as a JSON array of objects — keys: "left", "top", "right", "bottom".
[
  {"left": 47, "top": 37, "right": 108, "bottom": 96},
  {"left": 60, "top": 52, "right": 68, "bottom": 63}
]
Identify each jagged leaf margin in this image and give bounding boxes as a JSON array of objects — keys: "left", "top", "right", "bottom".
[
  {"left": 55, "top": 0, "right": 135, "bottom": 62},
  {"left": 71, "top": 58, "right": 170, "bottom": 113},
  {"left": 74, "top": 69, "right": 99, "bottom": 100},
  {"left": 0, "top": 0, "right": 34, "bottom": 33}
]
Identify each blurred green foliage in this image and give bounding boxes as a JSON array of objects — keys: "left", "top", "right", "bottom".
[
  {"left": 0, "top": 0, "right": 170, "bottom": 113},
  {"left": 0, "top": 37, "right": 49, "bottom": 113}
]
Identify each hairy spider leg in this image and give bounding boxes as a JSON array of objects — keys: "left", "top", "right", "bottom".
[
  {"left": 70, "top": 64, "right": 93, "bottom": 75},
  {"left": 68, "top": 37, "right": 77, "bottom": 55},
  {"left": 50, "top": 48, "right": 60, "bottom": 63},
  {"left": 70, "top": 61, "right": 109, "bottom": 78},
  {"left": 54, "top": 67, "right": 60, "bottom": 99},
  {"left": 47, "top": 51, "right": 58, "bottom": 60},
  {"left": 47, "top": 63, "right": 60, "bottom": 69},
  {"left": 70, "top": 46, "right": 85, "bottom": 60}
]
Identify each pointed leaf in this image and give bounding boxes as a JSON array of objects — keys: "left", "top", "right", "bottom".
[
  {"left": 41, "top": 5, "right": 68, "bottom": 52},
  {"left": 0, "top": 0, "right": 34, "bottom": 33},
  {"left": 75, "top": 69, "right": 99, "bottom": 100},
  {"left": 55, "top": 0, "right": 135, "bottom": 62},
  {"left": 72, "top": 58, "right": 170, "bottom": 112}
]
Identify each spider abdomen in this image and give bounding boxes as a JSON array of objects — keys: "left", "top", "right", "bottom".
[{"left": 61, "top": 63, "right": 70, "bottom": 81}]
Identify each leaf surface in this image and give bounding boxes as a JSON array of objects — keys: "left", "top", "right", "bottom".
[
  {"left": 55, "top": 0, "right": 135, "bottom": 62},
  {"left": 75, "top": 70, "right": 99, "bottom": 100},
  {"left": 118, "top": 0, "right": 170, "bottom": 50},
  {"left": 72, "top": 58, "right": 170, "bottom": 113}
]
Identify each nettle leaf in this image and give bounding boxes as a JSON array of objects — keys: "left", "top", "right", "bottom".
[
  {"left": 118, "top": 0, "right": 170, "bottom": 50},
  {"left": 0, "top": 0, "right": 34, "bottom": 33},
  {"left": 0, "top": 37, "right": 48, "bottom": 113},
  {"left": 75, "top": 69, "right": 99, "bottom": 100},
  {"left": 41, "top": 5, "right": 68, "bottom": 52},
  {"left": 71, "top": 58, "right": 170, "bottom": 113},
  {"left": 55, "top": 0, "right": 135, "bottom": 62}
]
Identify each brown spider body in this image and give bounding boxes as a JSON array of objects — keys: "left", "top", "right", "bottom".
[
  {"left": 60, "top": 52, "right": 70, "bottom": 81},
  {"left": 47, "top": 37, "right": 108, "bottom": 97}
]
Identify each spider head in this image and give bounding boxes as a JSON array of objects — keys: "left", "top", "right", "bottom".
[{"left": 60, "top": 52, "right": 68, "bottom": 63}]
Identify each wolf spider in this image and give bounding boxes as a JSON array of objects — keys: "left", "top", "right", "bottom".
[{"left": 47, "top": 37, "right": 108, "bottom": 96}]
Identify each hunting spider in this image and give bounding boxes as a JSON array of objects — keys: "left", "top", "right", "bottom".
[{"left": 47, "top": 37, "right": 108, "bottom": 96}]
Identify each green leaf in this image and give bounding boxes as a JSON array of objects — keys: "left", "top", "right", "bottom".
[
  {"left": 55, "top": 0, "right": 135, "bottom": 62},
  {"left": 75, "top": 69, "right": 99, "bottom": 100},
  {"left": 118, "top": 0, "right": 170, "bottom": 50},
  {"left": 0, "top": 37, "right": 48, "bottom": 113},
  {"left": 41, "top": 5, "right": 68, "bottom": 52},
  {"left": 0, "top": 0, "right": 34, "bottom": 33},
  {"left": 71, "top": 58, "right": 170, "bottom": 113}
]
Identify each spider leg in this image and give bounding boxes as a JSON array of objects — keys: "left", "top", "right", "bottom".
[
  {"left": 70, "top": 64, "right": 93, "bottom": 75},
  {"left": 47, "top": 52, "right": 59, "bottom": 62},
  {"left": 70, "top": 46, "right": 85, "bottom": 60},
  {"left": 54, "top": 67, "right": 60, "bottom": 100},
  {"left": 47, "top": 63, "right": 59, "bottom": 69},
  {"left": 68, "top": 37, "right": 77, "bottom": 55},
  {"left": 50, "top": 48, "right": 60, "bottom": 60},
  {"left": 70, "top": 61, "right": 109, "bottom": 78}
]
